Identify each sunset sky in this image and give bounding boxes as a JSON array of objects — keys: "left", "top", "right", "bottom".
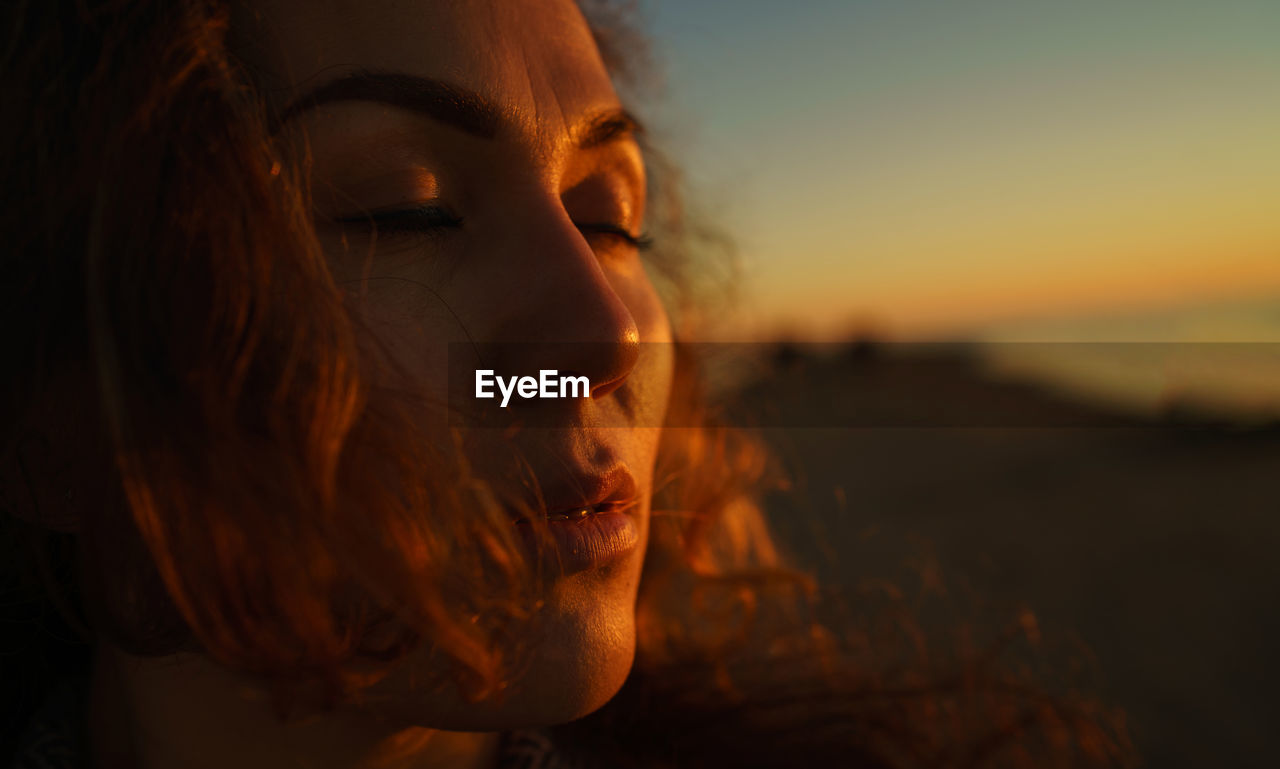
[{"left": 645, "top": 0, "right": 1280, "bottom": 340}]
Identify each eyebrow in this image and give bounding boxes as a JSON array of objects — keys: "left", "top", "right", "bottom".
[
  {"left": 280, "top": 70, "right": 503, "bottom": 138},
  {"left": 279, "top": 69, "right": 643, "bottom": 149}
]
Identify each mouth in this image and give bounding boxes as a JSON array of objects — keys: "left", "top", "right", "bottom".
[
  {"left": 514, "top": 464, "right": 638, "bottom": 524},
  {"left": 539, "top": 503, "right": 619, "bottom": 522},
  {"left": 511, "top": 465, "right": 641, "bottom": 573}
]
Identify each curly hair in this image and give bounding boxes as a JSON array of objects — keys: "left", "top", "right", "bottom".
[{"left": 0, "top": 1, "right": 1134, "bottom": 766}]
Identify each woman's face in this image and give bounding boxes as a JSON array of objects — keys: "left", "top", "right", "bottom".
[{"left": 236, "top": 0, "right": 673, "bottom": 729}]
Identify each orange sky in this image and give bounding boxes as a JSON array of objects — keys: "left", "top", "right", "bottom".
[{"left": 650, "top": 0, "right": 1280, "bottom": 341}]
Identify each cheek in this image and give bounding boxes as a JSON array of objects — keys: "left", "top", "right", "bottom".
[
  {"left": 355, "top": 296, "right": 449, "bottom": 384},
  {"left": 332, "top": 276, "right": 465, "bottom": 445}
]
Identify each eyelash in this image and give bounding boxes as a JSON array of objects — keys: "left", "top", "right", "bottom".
[
  {"left": 335, "top": 205, "right": 653, "bottom": 252},
  {"left": 577, "top": 223, "right": 655, "bottom": 252},
  {"left": 335, "top": 204, "right": 464, "bottom": 235}
]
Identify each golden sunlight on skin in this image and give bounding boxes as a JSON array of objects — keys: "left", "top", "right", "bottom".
[{"left": 91, "top": 2, "right": 674, "bottom": 768}]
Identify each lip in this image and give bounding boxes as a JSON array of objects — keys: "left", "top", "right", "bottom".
[
  {"left": 513, "top": 465, "right": 640, "bottom": 574},
  {"left": 538, "top": 465, "right": 637, "bottom": 519}
]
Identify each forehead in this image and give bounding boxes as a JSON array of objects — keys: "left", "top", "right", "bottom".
[{"left": 238, "top": 0, "right": 618, "bottom": 124}]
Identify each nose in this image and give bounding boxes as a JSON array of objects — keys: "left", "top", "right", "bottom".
[{"left": 487, "top": 199, "right": 640, "bottom": 401}]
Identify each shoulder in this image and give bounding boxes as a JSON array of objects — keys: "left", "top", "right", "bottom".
[{"left": 9, "top": 685, "right": 603, "bottom": 769}]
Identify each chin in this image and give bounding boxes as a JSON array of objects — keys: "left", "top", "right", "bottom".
[
  {"left": 360, "top": 558, "right": 642, "bottom": 732},
  {"left": 507, "top": 607, "right": 638, "bottom": 726}
]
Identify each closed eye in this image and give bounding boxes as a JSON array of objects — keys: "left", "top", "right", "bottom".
[
  {"left": 334, "top": 203, "right": 464, "bottom": 236},
  {"left": 331, "top": 206, "right": 651, "bottom": 252},
  {"left": 575, "top": 222, "right": 654, "bottom": 252}
]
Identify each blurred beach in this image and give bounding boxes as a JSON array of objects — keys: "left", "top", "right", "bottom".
[
  {"left": 723, "top": 330, "right": 1279, "bottom": 768},
  {"left": 644, "top": 0, "right": 1280, "bottom": 762}
]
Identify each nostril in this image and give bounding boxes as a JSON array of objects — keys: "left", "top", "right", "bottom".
[
  {"left": 588, "top": 333, "right": 640, "bottom": 399},
  {"left": 590, "top": 375, "right": 626, "bottom": 399}
]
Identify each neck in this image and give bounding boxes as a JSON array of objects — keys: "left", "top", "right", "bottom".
[{"left": 90, "top": 644, "right": 500, "bottom": 769}]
